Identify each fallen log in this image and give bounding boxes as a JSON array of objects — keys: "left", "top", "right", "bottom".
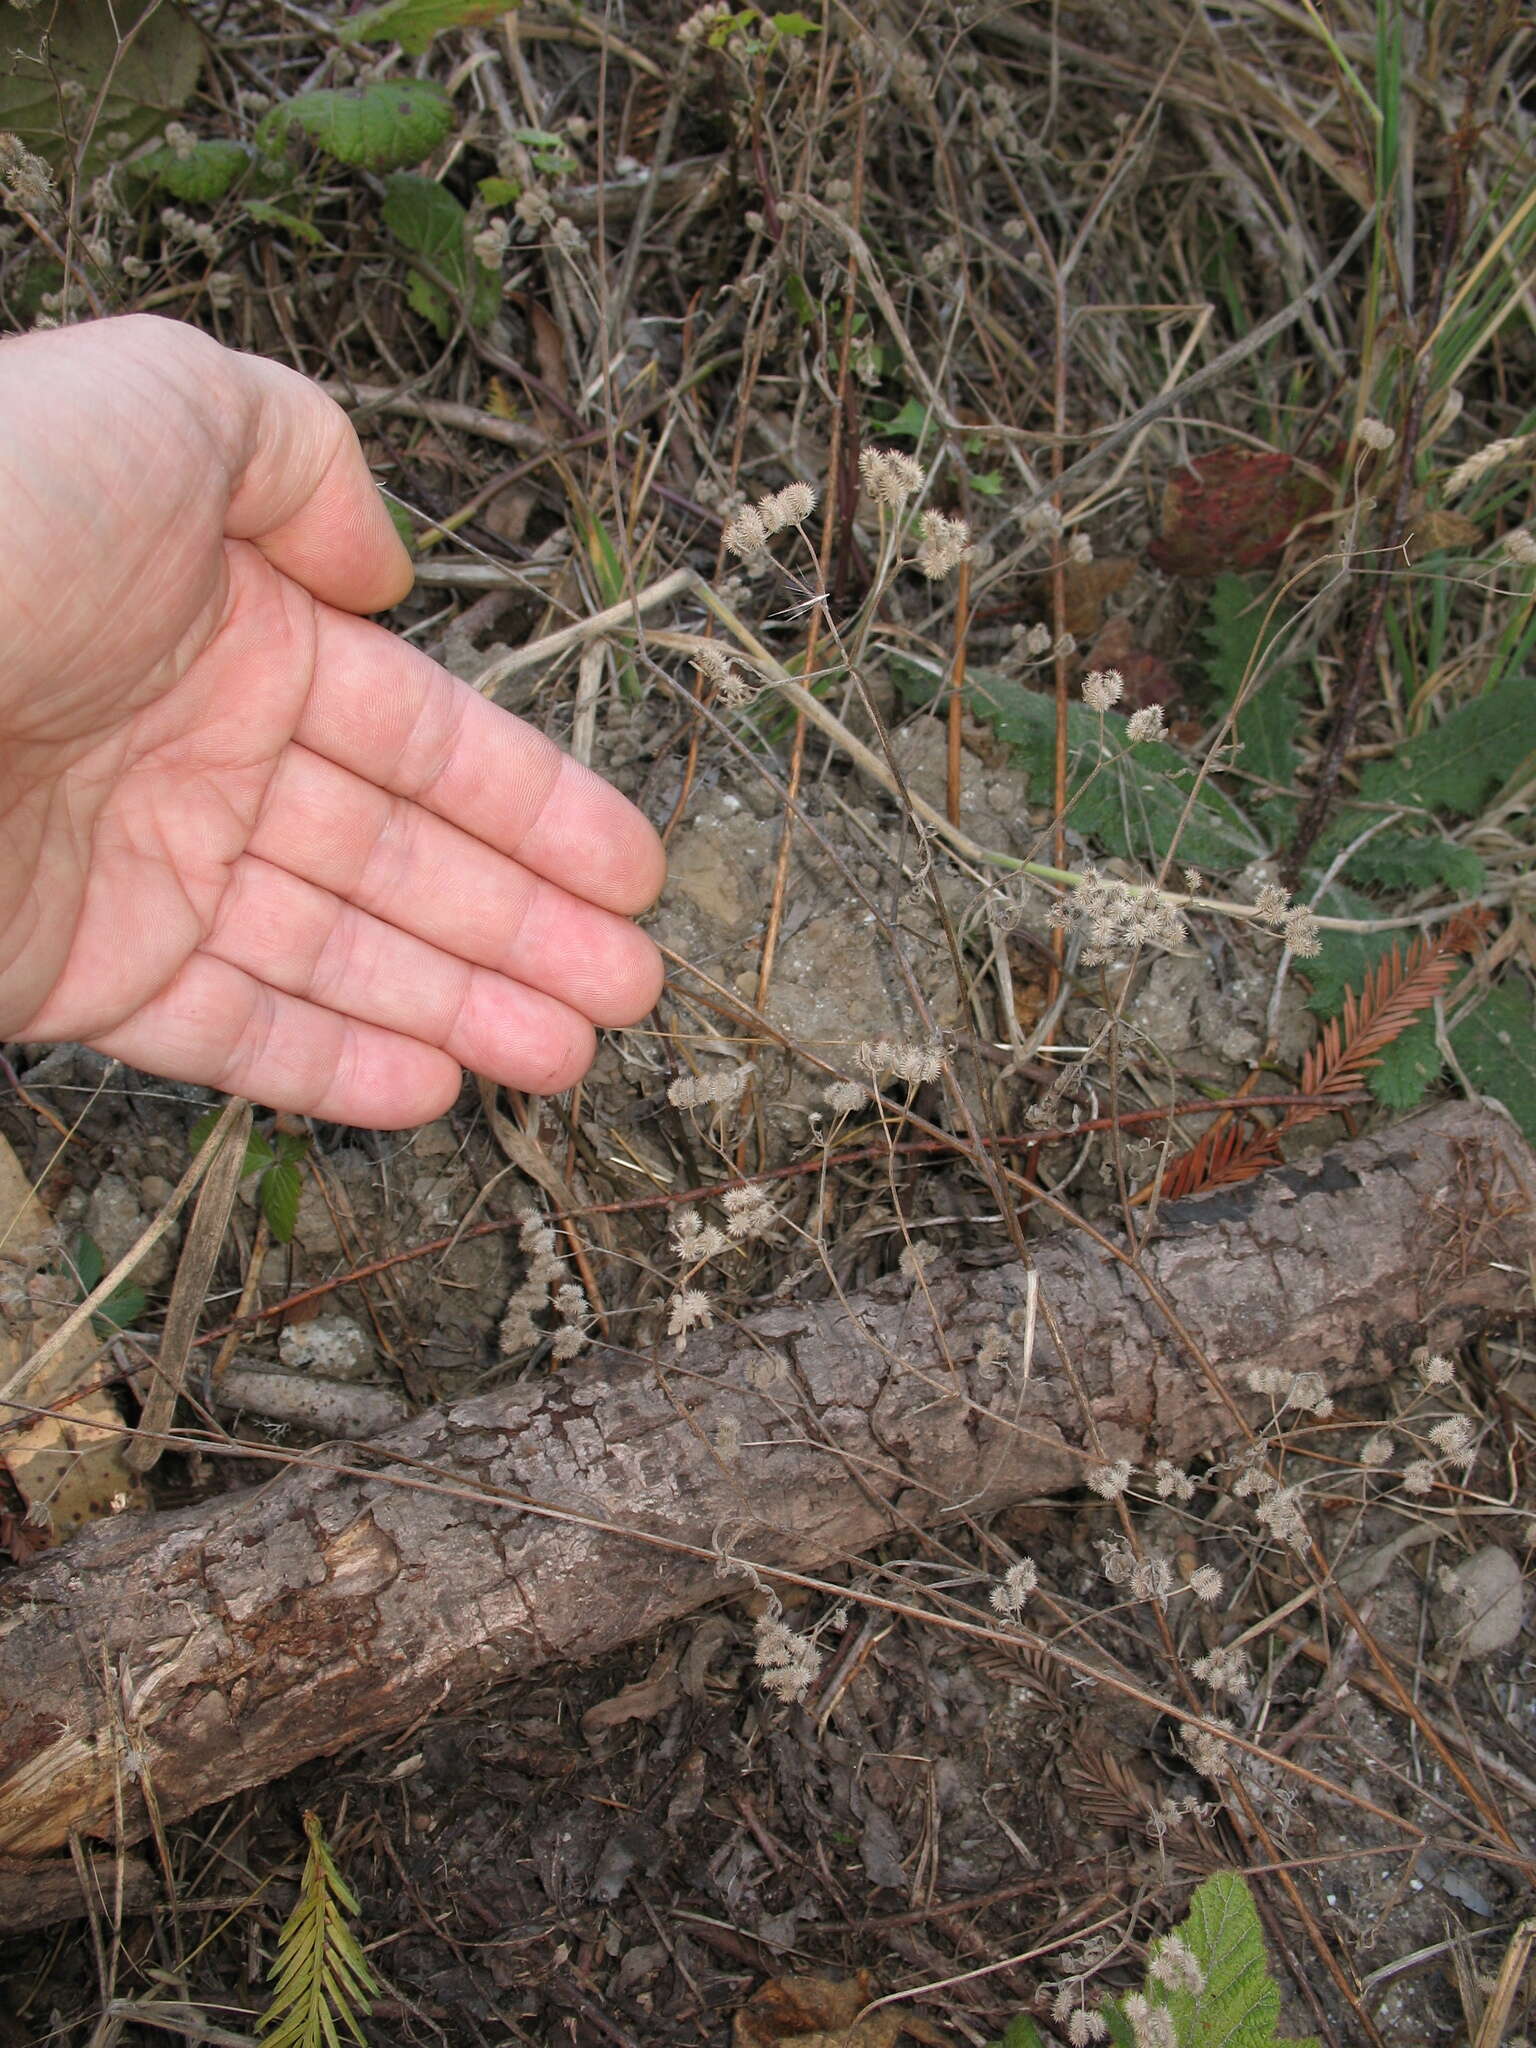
[{"left": 0, "top": 1101, "right": 1530, "bottom": 1858}]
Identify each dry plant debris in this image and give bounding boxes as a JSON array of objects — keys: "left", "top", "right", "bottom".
[{"left": 2, "top": 1, "right": 1535, "bottom": 2045}]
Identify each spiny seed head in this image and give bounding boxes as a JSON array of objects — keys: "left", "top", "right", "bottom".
[
  {"left": 722, "top": 505, "right": 769, "bottom": 557},
  {"left": 914, "top": 509, "right": 971, "bottom": 579},
  {"left": 1126, "top": 704, "right": 1166, "bottom": 744},
  {"left": 1082, "top": 668, "right": 1124, "bottom": 712},
  {"left": 859, "top": 445, "right": 925, "bottom": 506}
]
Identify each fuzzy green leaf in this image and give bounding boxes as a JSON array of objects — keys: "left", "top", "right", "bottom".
[
  {"left": 340, "top": 0, "right": 506, "bottom": 54},
  {"left": 243, "top": 200, "right": 326, "bottom": 245},
  {"left": 1201, "top": 572, "right": 1305, "bottom": 789},
  {"left": 139, "top": 138, "right": 250, "bottom": 203},
  {"left": 1450, "top": 982, "right": 1536, "bottom": 1142},
  {"left": 895, "top": 657, "right": 1263, "bottom": 871},
  {"left": 1331, "top": 827, "right": 1484, "bottom": 896},
  {"left": 1367, "top": 1014, "right": 1443, "bottom": 1111},
  {"left": 258, "top": 79, "right": 454, "bottom": 172},
  {"left": 190, "top": 1110, "right": 275, "bottom": 1180},
  {"left": 477, "top": 175, "right": 520, "bottom": 207},
  {"left": 1157, "top": 1872, "right": 1319, "bottom": 2047},
  {"left": 987, "top": 2020, "right": 1047, "bottom": 2048},
  {"left": 1357, "top": 672, "right": 1536, "bottom": 818},
  {"left": 0, "top": 0, "right": 203, "bottom": 175},
  {"left": 261, "top": 1161, "right": 303, "bottom": 1245},
  {"left": 382, "top": 172, "right": 500, "bottom": 334}
]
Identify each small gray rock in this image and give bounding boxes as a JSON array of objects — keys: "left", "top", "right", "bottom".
[{"left": 1435, "top": 1545, "right": 1525, "bottom": 1658}]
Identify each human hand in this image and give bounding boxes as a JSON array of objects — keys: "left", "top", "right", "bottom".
[{"left": 0, "top": 316, "right": 664, "bottom": 1127}]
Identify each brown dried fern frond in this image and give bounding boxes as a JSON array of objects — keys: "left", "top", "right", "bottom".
[
  {"left": 1286, "top": 912, "right": 1488, "bottom": 1128},
  {"left": 1156, "top": 1116, "right": 1284, "bottom": 1202},
  {"left": 1154, "top": 912, "right": 1489, "bottom": 1199}
]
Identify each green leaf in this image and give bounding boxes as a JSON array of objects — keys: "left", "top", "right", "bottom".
[
  {"left": 1158, "top": 1872, "right": 1319, "bottom": 2048},
  {"left": 384, "top": 497, "right": 415, "bottom": 549},
  {"left": 477, "top": 174, "right": 521, "bottom": 207},
  {"left": 875, "top": 397, "right": 933, "bottom": 442},
  {"left": 770, "top": 10, "right": 821, "bottom": 32},
  {"left": 340, "top": 0, "right": 506, "bottom": 54},
  {"left": 190, "top": 1109, "right": 274, "bottom": 1180},
  {"left": 138, "top": 138, "right": 250, "bottom": 203},
  {"left": 242, "top": 200, "right": 325, "bottom": 246},
  {"left": 0, "top": 0, "right": 203, "bottom": 175},
  {"left": 1331, "top": 826, "right": 1484, "bottom": 896},
  {"left": 258, "top": 79, "right": 455, "bottom": 172},
  {"left": 1357, "top": 671, "right": 1536, "bottom": 818},
  {"left": 894, "top": 656, "right": 1263, "bottom": 871},
  {"left": 784, "top": 271, "right": 816, "bottom": 326},
  {"left": 72, "top": 1234, "right": 146, "bottom": 1337},
  {"left": 95, "top": 1282, "right": 147, "bottom": 1338},
  {"left": 382, "top": 172, "right": 500, "bottom": 334},
  {"left": 260, "top": 1161, "right": 303, "bottom": 1245},
  {"left": 1201, "top": 572, "right": 1305, "bottom": 788},
  {"left": 260, "top": 1812, "right": 378, "bottom": 2048},
  {"left": 968, "top": 468, "right": 1005, "bottom": 497},
  {"left": 1368, "top": 1014, "right": 1443, "bottom": 1111},
  {"left": 1451, "top": 982, "right": 1536, "bottom": 1142},
  {"left": 987, "top": 2019, "right": 1047, "bottom": 2048},
  {"left": 73, "top": 1232, "right": 104, "bottom": 1297}
]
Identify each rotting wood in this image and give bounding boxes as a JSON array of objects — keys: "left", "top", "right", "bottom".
[{"left": 0, "top": 1101, "right": 1529, "bottom": 1860}]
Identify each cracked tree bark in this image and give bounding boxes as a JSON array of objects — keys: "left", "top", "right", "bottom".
[{"left": 0, "top": 1100, "right": 1530, "bottom": 1859}]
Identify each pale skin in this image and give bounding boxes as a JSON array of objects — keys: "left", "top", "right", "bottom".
[{"left": 0, "top": 315, "right": 666, "bottom": 1128}]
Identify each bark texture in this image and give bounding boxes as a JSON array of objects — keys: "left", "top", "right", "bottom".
[{"left": 0, "top": 1101, "right": 1530, "bottom": 1856}]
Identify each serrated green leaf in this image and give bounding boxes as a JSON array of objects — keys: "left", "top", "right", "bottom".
[
  {"left": 1201, "top": 572, "right": 1305, "bottom": 788},
  {"left": 258, "top": 79, "right": 454, "bottom": 172},
  {"left": 877, "top": 397, "right": 933, "bottom": 442},
  {"left": 73, "top": 1232, "right": 105, "bottom": 1297},
  {"left": 477, "top": 174, "right": 520, "bottom": 207},
  {"left": 261, "top": 1161, "right": 303, "bottom": 1244},
  {"left": 340, "top": 0, "right": 505, "bottom": 54},
  {"left": 1368, "top": 1013, "right": 1443, "bottom": 1111},
  {"left": 0, "top": 0, "right": 203, "bottom": 175},
  {"left": 139, "top": 137, "right": 250, "bottom": 203},
  {"left": 1333, "top": 827, "right": 1484, "bottom": 896},
  {"left": 987, "top": 2019, "right": 1047, "bottom": 2048},
  {"left": 243, "top": 199, "right": 325, "bottom": 246},
  {"left": 382, "top": 171, "right": 500, "bottom": 333},
  {"left": 190, "top": 1110, "right": 274, "bottom": 1179},
  {"left": 1357, "top": 672, "right": 1536, "bottom": 818},
  {"left": 95, "top": 1282, "right": 147, "bottom": 1338},
  {"left": 1451, "top": 981, "right": 1536, "bottom": 1142},
  {"left": 1161, "top": 1871, "right": 1318, "bottom": 2048},
  {"left": 895, "top": 656, "right": 1263, "bottom": 870}
]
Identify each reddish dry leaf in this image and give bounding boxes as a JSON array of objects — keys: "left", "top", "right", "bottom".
[
  {"left": 734, "top": 1973, "right": 951, "bottom": 2048},
  {"left": 1083, "top": 613, "right": 1180, "bottom": 711},
  {"left": 1148, "top": 444, "right": 1332, "bottom": 577}
]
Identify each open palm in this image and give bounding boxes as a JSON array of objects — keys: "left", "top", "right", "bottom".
[{"left": 0, "top": 317, "right": 664, "bottom": 1127}]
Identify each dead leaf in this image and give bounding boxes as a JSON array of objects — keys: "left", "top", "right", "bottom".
[
  {"left": 1029, "top": 555, "right": 1135, "bottom": 638},
  {"left": 580, "top": 1643, "right": 684, "bottom": 1740},
  {"left": 1148, "top": 444, "right": 1332, "bottom": 577},
  {"left": 0, "top": 1133, "right": 145, "bottom": 1540},
  {"left": 1083, "top": 614, "right": 1179, "bottom": 711},
  {"left": 1403, "top": 505, "right": 1481, "bottom": 561},
  {"left": 734, "top": 1972, "right": 951, "bottom": 2048}
]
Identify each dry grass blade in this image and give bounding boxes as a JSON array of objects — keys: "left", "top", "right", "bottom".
[{"left": 126, "top": 1099, "right": 252, "bottom": 1475}]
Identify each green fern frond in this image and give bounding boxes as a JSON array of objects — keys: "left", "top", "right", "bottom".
[{"left": 259, "top": 1811, "right": 379, "bottom": 2048}]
